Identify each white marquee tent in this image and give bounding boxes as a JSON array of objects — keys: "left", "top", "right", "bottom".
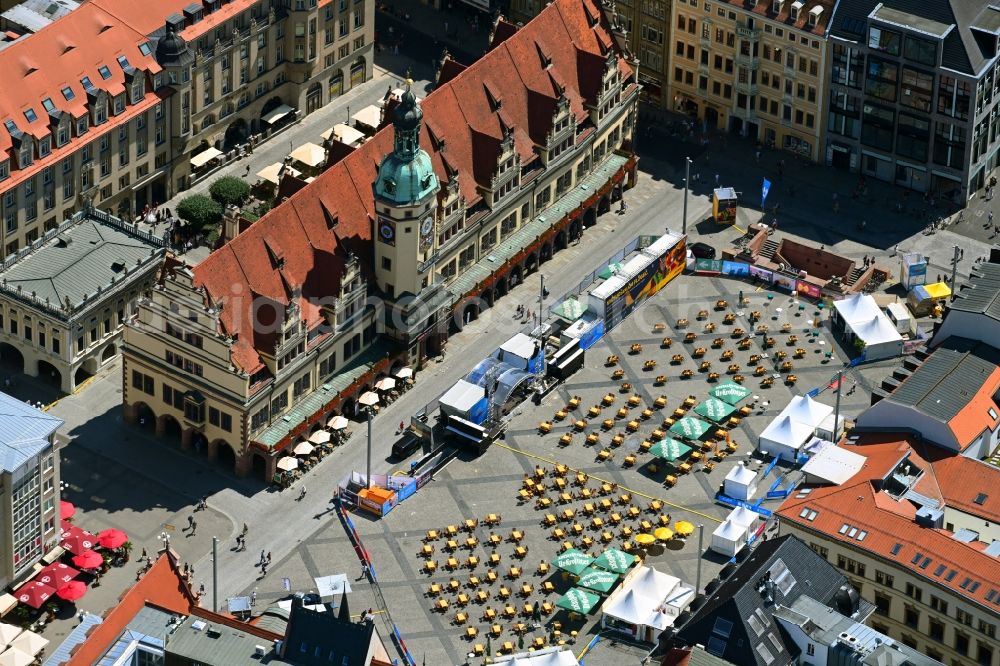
[
  {"left": 711, "top": 519, "right": 747, "bottom": 557},
  {"left": 758, "top": 415, "right": 816, "bottom": 461},
  {"left": 723, "top": 463, "right": 758, "bottom": 501}
]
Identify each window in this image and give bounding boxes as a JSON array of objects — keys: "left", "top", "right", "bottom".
[
  {"left": 861, "top": 104, "right": 894, "bottom": 152},
  {"left": 904, "top": 582, "right": 923, "bottom": 603},
  {"left": 61, "top": 86, "right": 74, "bottom": 101},
  {"left": 874, "top": 591, "right": 891, "bottom": 616},
  {"left": 865, "top": 56, "right": 899, "bottom": 102},
  {"left": 904, "top": 606, "right": 920, "bottom": 629},
  {"left": 904, "top": 35, "right": 936, "bottom": 67},
  {"left": 929, "top": 618, "right": 945, "bottom": 642},
  {"left": 957, "top": 609, "right": 973, "bottom": 626},
  {"left": 897, "top": 113, "right": 930, "bottom": 161},
  {"left": 875, "top": 570, "right": 894, "bottom": 588},
  {"left": 900, "top": 67, "right": 933, "bottom": 112},
  {"left": 836, "top": 554, "right": 865, "bottom": 577},
  {"left": 930, "top": 595, "right": 948, "bottom": 613},
  {"left": 938, "top": 76, "right": 971, "bottom": 120}
]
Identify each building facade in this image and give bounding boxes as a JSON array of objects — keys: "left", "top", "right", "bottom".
[
  {"left": 122, "top": 0, "right": 641, "bottom": 481},
  {"left": 669, "top": 0, "right": 834, "bottom": 161},
  {"left": 824, "top": 0, "right": 1000, "bottom": 197},
  {"left": 0, "top": 0, "right": 374, "bottom": 261},
  {"left": 0, "top": 392, "right": 63, "bottom": 590},
  {"left": 0, "top": 209, "right": 164, "bottom": 393}
]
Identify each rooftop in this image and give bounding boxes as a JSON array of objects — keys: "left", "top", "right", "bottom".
[
  {"left": 0, "top": 209, "right": 165, "bottom": 319},
  {"left": 0, "top": 390, "right": 62, "bottom": 473},
  {"left": 191, "top": 0, "right": 634, "bottom": 373},
  {"left": 870, "top": 5, "right": 952, "bottom": 38},
  {"left": 165, "top": 614, "right": 291, "bottom": 666},
  {"left": 776, "top": 437, "right": 1000, "bottom": 614},
  {"left": 1, "top": 0, "right": 80, "bottom": 33},
  {"left": 948, "top": 261, "right": 1000, "bottom": 321}
]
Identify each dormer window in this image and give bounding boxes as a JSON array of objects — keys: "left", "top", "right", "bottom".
[
  {"left": 23, "top": 108, "right": 37, "bottom": 123},
  {"left": 116, "top": 55, "right": 130, "bottom": 69},
  {"left": 130, "top": 77, "right": 144, "bottom": 104},
  {"left": 113, "top": 94, "right": 125, "bottom": 114},
  {"left": 57, "top": 118, "right": 68, "bottom": 146},
  {"left": 4, "top": 120, "right": 17, "bottom": 134},
  {"left": 20, "top": 143, "right": 32, "bottom": 167},
  {"left": 41, "top": 98, "right": 56, "bottom": 114},
  {"left": 772, "top": 0, "right": 782, "bottom": 14},
  {"left": 38, "top": 136, "right": 50, "bottom": 157},
  {"left": 98, "top": 65, "right": 112, "bottom": 80},
  {"left": 790, "top": 1, "right": 802, "bottom": 20},
  {"left": 808, "top": 5, "right": 822, "bottom": 27},
  {"left": 138, "top": 42, "right": 152, "bottom": 56},
  {"left": 0, "top": 160, "right": 9, "bottom": 182},
  {"left": 95, "top": 100, "right": 107, "bottom": 124},
  {"left": 61, "top": 86, "right": 75, "bottom": 101},
  {"left": 81, "top": 76, "right": 94, "bottom": 91},
  {"left": 76, "top": 116, "right": 88, "bottom": 135}
]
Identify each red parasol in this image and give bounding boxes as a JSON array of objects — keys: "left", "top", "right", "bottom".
[
  {"left": 59, "top": 500, "right": 76, "bottom": 520},
  {"left": 56, "top": 580, "right": 87, "bottom": 602},
  {"left": 16, "top": 581, "right": 55, "bottom": 609},
  {"left": 71, "top": 550, "right": 103, "bottom": 569},
  {"left": 36, "top": 562, "right": 78, "bottom": 586},
  {"left": 61, "top": 526, "right": 97, "bottom": 555},
  {"left": 97, "top": 528, "right": 128, "bottom": 550}
]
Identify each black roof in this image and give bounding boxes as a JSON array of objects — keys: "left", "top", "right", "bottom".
[
  {"left": 830, "top": 0, "right": 996, "bottom": 75},
  {"left": 282, "top": 602, "right": 375, "bottom": 666},
  {"left": 673, "top": 536, "right": 856, "bottom": 666}
]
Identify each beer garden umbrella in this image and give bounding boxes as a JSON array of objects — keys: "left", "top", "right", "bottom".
[
  {"left": 0, "top": 648, "right": 33, "bottom": 666},
  {"left": 693, "top": 398, "right": 736, "bottom": 423},
  {"left": 276, "top": 457, "right": 299, "bottom": 471},
  {"left": 59, "top": 500, "right": 75, "bottom": 519},
  {"left": 648, "top": 438, "right": 692, "bottom": 462},
  {"left": 308, "top": 430, "right": 331, "bottom": 444},
  {"left": 61, "top": 527, "right": 97, "bottom": 555},
  {"left": 576, "top": 567, "right": 619, "bottom": 594},
  {"left": 654, "top": 527, "right": 674, "bottom": 541},
  {"left": 374, "top": 377, "right": 396, "bottom": 391},
  {"left": 328, "top": 415, "right": 349, "bottom": 430},
  {"left": 634, "top": 533, "right": 655, "bottom": 546},
  {"left": 710, "top": 381, "right": 752, "bottom": 405},
  {"left": 591, "top": 548, "right": 636, "bottom": 574},
  {"left": 394, "top": 367, "right": 413, "bottom": 379},
  {"left": 0, "top": 624, "right": 22, "bottom": 649},
  {"left": 294, "top": 442, "right": 315, "bottom": 456},
  {"left": 9, "top": 630, "right": 47, "bottom": 658},
  {"left": 15, "top": 581, "right": 54, "bottom": 609},
  {"left": 674, "top": 521, "right": 696, "bottom": 537},
  {"left": 555, "top": 588, "right": 601, "bottom": 614},
  {"left": 551, "top": 549, "right": 593, "bottom": 576},
  {"left": 71, "top": 550, "right": 103, "bottom": 569},
  {"left": 36, "top": 563, "right": 78, "bottom": 586},
  {"left": 55, "top": 581, "right": 87, "bottom": 602},
  {"left": 669, "top": 416, "right": 711, "bottom": 440},
  {"left": 97, "top": 528, "right": 128, "bottom": 549}
]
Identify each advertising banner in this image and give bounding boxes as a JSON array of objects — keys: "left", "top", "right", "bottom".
[
  {"left": 722, "top": 261, "right": 750, "bottom": 277},
  {"left": 795, "top": 281, "right": 822, "bottom": 299},
  {"left": 604, "top": 237, "right": 686, "bottom": 328},
  {"left": 749, "top": 265, "right": 773, "bottom": 283},
  {"left": 772, "top": 273, "right": 795, "bottom": 292},
  {"left": 579, "top": 319, "right": 605, "bottom": 350},
  {"left": 694, "top": 258, "right": 722, "bottom": 274}
]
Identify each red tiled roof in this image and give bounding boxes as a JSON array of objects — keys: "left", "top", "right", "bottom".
[
  {"left": 947, "top": 366, "right": 1000, "bottom": 447},
  {"left": 193, "top": 0, "right": 631, "bottom": 372},
  {"left": 916, "top": 445, "right": 1000, "bottom": 523},
  {"left": 66, "top": 554, "right": 197, "bottom": 666},
  {"left": 777, "top": 438, "right": 1000, "bottom": 611},
  {"left": 725, "top": 0, "right": 837, "bottom": 35},
  {"left": 0, "top": 2, "right": 162, "bottom": 162}
]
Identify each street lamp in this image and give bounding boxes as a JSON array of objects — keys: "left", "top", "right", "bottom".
[{"left": 358, "top": 391, "right": 380, "bottom": 489}]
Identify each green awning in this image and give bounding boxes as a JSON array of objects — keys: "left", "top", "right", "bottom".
[
  {"left": 576, "top": 566, "right": 619, "bottom": 593},
  {"left": 591, "top": 548, "right": 637, "bottom": 575},
  {"left": 669, "top": 415, "right": 711, "bottom": 440},
  {"left": 552, "top": 297, "right": 589, "bottom": 322},
  {"left": 597, "top": 261, "right": 624, "bottom": 279},
  {"left": 710, "top": 381, "right": 752, "bottom": 405},
  {"left": 648, "top": 438, "right": 692, "bottom": 462},
  {"left": 693, "top": 397, "right": 737, "bottom": 422},
  {"left": 551, "top": 549, "right": 594, "bottom": 576},
  {"left": 555, "top": 587, "right": 602, "bottom": 614}
]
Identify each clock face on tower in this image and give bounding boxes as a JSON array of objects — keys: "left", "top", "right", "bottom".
[
  {"left": 420, "top": 215, "right": 434, "bottom": 250},
  {"left": 378, "top": 219, "right": 395, "bottom": 246}
]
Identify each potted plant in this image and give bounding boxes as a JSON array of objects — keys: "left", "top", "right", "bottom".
[
  {"left": 100, "top": 552, "right": 111, "bottom": 574},
  {"left": 121, "top": 541, "right": 134, "bottom": 563},
  {"left": 44, "top": 601, "right": 58, "bottom": 621},
  {"left": 13, "top": 605, "right": 30, "bottom": 629}
]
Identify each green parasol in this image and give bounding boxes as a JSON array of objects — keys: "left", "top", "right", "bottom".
[
  {"left": 648, "top": 438, "right": 692, "bottom": 462},
  {"left": 693, "top": 397, "right": 737, "bottom": 422},
  {"left": 576, "top": 566, "right": 620, "bottom": 593},
  {"left": 552, "top": 297, "right": 588, "bottom": 322},
  {"left": 597, "top": 261, "right": 625, "bottom": 279},
  {"left": 555, "top": 587, "right": 602, "bottom": 614},
  {"left": 669, "top": 415, "right": 711, "bottom": 440},
  {"left": 710, "top": 381, "right": 752, "bottom": 406},
  {"left": 551, "top": 548, "right": 594, "bottom": 576},
  {"left": 591, "top": 547, "right": 638, "bottom": 574}
]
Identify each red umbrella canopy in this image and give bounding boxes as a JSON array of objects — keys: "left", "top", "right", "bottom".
[
  {"left": 36, "top": 562, "right": 78, "bottom": 586},
  {"left": 97, "top": 529, "right": 128, "bottom": 550},
  {"left": 59, "top": 500, "right": 75, "bottom": 520},
  {"left": 16, "top": 581, "right": 55, "bottom": 609},
  {"left": 56, "top": 580, "right": 87, "bottom": 602},
  {"left": 61, "top": 527, "right": 97, "bottom": 556},
  {"left": 71, "top": 550, "right": 103, "bottom": 569}
]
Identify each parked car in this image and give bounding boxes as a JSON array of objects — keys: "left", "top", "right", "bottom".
[
  {"left": 689, "top": 242, "right": 716, "bottom": 259},
  {"left": 391, "top": 434, "right": 422, "bottom": 460}
]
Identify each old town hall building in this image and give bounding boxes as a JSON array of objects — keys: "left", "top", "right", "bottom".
[{"left": 122, "top": 0, "right": 641, "bottom": 480}]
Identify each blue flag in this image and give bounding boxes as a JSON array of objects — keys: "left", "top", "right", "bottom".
[{"left": 761, "top": 178, "right": 771, "bottom": 208}]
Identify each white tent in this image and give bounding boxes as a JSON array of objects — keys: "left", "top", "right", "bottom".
[
  {"left": 496, "top": 333, "right": 539, "bottom": 370},
  {"left": 723, "top": 463, "right": 758, "bottom": 501},
  {"left": 784, "top": 395, "right": 833, "bottom": 429},
  {"left": 711, "top": 520, "right": 747, "bottom": 557},
  {"left": 727, "top": 505, "right": 761, "bottom": 530},
  {"left": 313, "top": 573, "right": 352, "bottom": 601},
  {"left": 852, "top": 314, "right": 903, "bottom": 360},
  {"left": 758, "top": 415, "right": 815, "bottom": 461},
  {"left": 438, "top": 379, "right": 486, "bottom": 420},
  {"left": 495, "top": 647, "right": 581, "bottom": 665},
  {"left": 601, "top": 566, "right": 693, "bottom": 643},
  {"left": 832, "top": 292, "right": 882, "bottom": 325},
  {"left": 801, "top": 444, "right": 866, "bottom": 485}
]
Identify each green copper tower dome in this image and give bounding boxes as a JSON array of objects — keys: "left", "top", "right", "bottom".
[{"left": 374, "top": 80, "right": 438, "bottom": 205}]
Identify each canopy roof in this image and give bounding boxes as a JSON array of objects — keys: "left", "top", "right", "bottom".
[
  {"left": 709, "top": 381, "right": 752, "bottom": 405},
  {"left": 853, "top": 314, "right": 903, "bottom": 346},
  {"left": 832, "top": 292, "right": 882, "bottom": 325},
  {"left": 694, "top": 397, "right": 736, "bottom": 422},
  {"left": 592, "top": 548, "right": 637, "bottom": 574},
  {"left": 783, "top": 395, "right": 833, "bottom": 429},
  {"left": 669, "top": 416, "right": 711, "bottom": 440},
  {"left": 759, "top": 414, "right": 814, "bottom": 448}
]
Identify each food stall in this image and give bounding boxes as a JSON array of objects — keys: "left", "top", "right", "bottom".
[{"left": 712, "top": 187, "right": 738, "bottom": 224}]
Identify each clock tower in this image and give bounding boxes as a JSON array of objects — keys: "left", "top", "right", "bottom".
[{"left": 373, "top": 80, "right": 439, "bottom": 299}]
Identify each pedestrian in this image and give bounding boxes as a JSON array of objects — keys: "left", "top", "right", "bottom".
[
  {"left": 190, "top": 520, "right": 196, "bottom": 536},
  {"left": 260, "top": 550, "right": 266, "bottom": 564},
  {"left": 298, "top": 486, "right": 307, "bottom": 501},
  {"left": 360, "top": 562, "right": 369, "bottom": 580},
  {"left": 199, "top": 583, "right": 205, "bottom": 595},
  {"left": 261, "top": 562, "right": 268, "bottom": 577},
  {"left": 267, "top": 551, "right": 272, "bottom": 564},
  {"left": 140, "top": 547, "right": 148, "bottom": 561},
  {"left": 244, "top": 164, "right": 251, "bottom": 177},
  {"left": 242, "top": 523, "right": 248, "bottom": 536},
  {"left": 990, "top": 211, "right": 995, "bottom": 227},
  {"left": 187, "top": 515, "right": 195, "bottom": 529},
  {"left": 251, "top": 589, "right": 257, "bottom": 606},
  {"left": 399, "top": 420, "right": 405, "bottom": 432}
]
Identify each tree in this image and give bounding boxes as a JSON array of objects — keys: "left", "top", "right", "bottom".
[
  {"left": 176, "top": 194, "right": 222, "bottom": 230},
  {"left": 209, "top": 176, "right": 251, "bottom": 208}
]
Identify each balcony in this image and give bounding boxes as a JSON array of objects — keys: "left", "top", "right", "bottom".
[
  {"left": 736, "top": 54, "right": 760, "bottom": 70},
  {"left": 736, "top": 23, "right": 761, "bottom": 41},
  {"left": 735, "top": 81, "right": 759, "bottom": 96},
  {"left": 731, "top": 107, "right": 757, "bottom": 122}
]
